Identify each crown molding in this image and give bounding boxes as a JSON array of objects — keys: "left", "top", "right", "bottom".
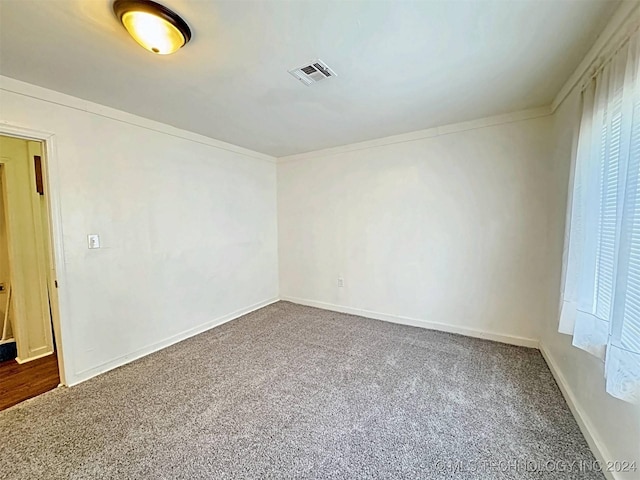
[
  {"left": 551, "top": 0, "right": 640, "bottom": 113},
  {"left": 277, "top": 105, "right": 552, "bottom": 164},
  {"left": 0, "top": 75, "right": 277, "bottom": 164}
]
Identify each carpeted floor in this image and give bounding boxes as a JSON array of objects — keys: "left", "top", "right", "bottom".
[{"left": 0, "top": 302, "right": 602, "bottom": 479}]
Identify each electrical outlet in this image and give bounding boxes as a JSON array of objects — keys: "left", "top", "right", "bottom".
[
  {"left": 87, "top": 234, "right": 101, "bottom": 249},
  {"left": 337, "top": 277, "right": 344, "bottom": 288}
]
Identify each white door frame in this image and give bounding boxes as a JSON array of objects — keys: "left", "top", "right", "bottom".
[{"left": 0, "top": 123, "right": 70, "bottom": 385}]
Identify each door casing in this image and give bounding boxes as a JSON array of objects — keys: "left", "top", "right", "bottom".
[{"left": 0, "top": 124, "right": 69, "bottom": 385}]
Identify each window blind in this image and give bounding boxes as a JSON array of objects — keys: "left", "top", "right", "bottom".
[
  {"left": 559, "top": 29, "right": 640, "bottom": 404},
  {"left": 618, "top": 98, "right": 640, "bottom": 354}
]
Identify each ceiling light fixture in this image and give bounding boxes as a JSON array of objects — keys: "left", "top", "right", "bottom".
[{"left": 113, "top": 0, "right": 191, "bottom": 55}]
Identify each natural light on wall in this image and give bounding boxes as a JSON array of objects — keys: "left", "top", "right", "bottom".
[
  {"left": 113, "top": 0, "right": 191, "bottom": 55},
  {"left": 559, "top": 28, "right": 640, "bottom": 404}
]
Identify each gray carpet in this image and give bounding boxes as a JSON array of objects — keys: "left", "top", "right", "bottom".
[{"left": 0, "top": 301, "right": 602, "bottom": 479}]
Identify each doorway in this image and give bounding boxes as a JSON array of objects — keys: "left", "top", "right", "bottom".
[{"left": 0, "top": 135, "right": 62, "bottom": 410}]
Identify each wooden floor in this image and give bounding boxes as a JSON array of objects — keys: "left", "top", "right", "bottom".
[{"left": 0, "top": 353, "right": 60, "bottom": 411}]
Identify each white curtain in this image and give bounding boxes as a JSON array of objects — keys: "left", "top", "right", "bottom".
[{"left": 559, "top": 29, "right": 640, "bottom": 404}]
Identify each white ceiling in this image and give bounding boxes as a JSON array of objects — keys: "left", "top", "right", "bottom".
[{"left": 0, "top": 0, "right": 619, "bottom": 157}]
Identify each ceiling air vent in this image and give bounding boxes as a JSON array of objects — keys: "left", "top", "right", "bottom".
[{"left": 289, "top": 59, "right": 337, "bottom": 86}]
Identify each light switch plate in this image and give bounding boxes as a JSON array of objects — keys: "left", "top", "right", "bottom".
[{"left": 87, "top": 234, "right": 100, "bottom": 249}]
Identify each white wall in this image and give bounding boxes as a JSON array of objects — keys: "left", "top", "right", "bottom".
[
  {"left": 0, "top": 76, "right": 279, "bottom": 385},
  {"left": 277, "top": 81, "right": 640, "bottom": 474},
  {"left": 536, "top": 3, "right": 640, "bottom": 475},
  {"left": 540, "top": 85, "right": 640, "bottom": 477},
  {"left": 278, "top": 111, "right": 553, "bottom": 346}
]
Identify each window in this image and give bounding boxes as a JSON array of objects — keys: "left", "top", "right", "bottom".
[{"left": 559, "top": 30, "right": 640, "bottom": 404}]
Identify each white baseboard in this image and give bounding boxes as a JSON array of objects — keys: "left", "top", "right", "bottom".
[
  {"left": 67, "top": 297, "right": 279, "bottom": 386},
  {"left": 54, "top": 295, "right": 615, "bottom": 479},
  {"left": 283, "top": 296, "right": 619, "bottom": 476},
  {"left": 539, "top": 343, "right": 618, "bottom": 480},
  {"left": 280, "top": 296, "right": 539, "bottom": 348}
]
